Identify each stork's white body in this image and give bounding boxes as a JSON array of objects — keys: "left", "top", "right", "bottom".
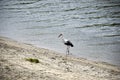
[{"left": 62, "top": 39, "right": 68, "bottom": 43}]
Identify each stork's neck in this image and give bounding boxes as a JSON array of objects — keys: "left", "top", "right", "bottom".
[
  {"left": 60, "top": 35, "right": 64, "bottom": 40},
  {"left": 60, "top": 36, "right": 66, "bottom": 43}
]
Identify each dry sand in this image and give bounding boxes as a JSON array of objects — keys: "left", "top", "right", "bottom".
[{"left": 0, "top": 36, "right": 120, "bottom": 80}]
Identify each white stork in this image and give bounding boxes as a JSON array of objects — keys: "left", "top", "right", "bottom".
[{"left": 58, "top": 34, "right": 74, "bottom": 56}]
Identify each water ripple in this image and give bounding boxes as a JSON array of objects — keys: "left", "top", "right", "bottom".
[
  {"left": 103, "top": 34, "right": 120, "bottom": 38},
  {"left": 75, "top": 23, "right": 120, "bottom": 28}
]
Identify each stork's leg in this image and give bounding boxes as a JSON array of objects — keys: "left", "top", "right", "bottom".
[
  {"left": 66, "top": 46, "right": 68, "bottom": 56},
  {"left": 67, "top": 46, "right": 70, "bottom": 55},
  {"left": 66, "top": 47, "right": 68, "bottom": 56},
  {"left": 68, "top": 46, "right": 70, "bottom": 55},
  {"left": 65, "top": 46, "right": 70, "bottom": 60}
]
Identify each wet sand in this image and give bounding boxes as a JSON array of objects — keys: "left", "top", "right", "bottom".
[{"left": 0, "top": 36, "right": 120, "bottom": 80}]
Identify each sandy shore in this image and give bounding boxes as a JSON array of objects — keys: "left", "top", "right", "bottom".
[{"left": 0, "top": 36, "right": 120, "bottom": 80}]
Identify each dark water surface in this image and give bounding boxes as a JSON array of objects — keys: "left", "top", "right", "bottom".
[{"left": 0, "top": 0, "right": 120, "bottom": 66}]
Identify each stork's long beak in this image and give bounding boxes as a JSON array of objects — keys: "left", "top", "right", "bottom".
[{"left": 58, "top": 34, "right": 63, "bottom": 38}]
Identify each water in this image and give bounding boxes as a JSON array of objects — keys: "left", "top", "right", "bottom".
[{"left": 0, "top": 0, "right": 120, "bottom": 66}]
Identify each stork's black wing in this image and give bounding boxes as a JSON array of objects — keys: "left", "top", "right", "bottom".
[{"left": 64, "top": 40, "right": 74, "bottom": 47}]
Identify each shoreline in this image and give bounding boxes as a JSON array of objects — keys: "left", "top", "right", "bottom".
[{"left": 0, "top": 36, "right": 120, "bottom": 80}]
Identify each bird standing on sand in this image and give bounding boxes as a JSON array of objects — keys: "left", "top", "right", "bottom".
[{"left": 58, "top": 34, "right": 74, "bottom": 56}]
